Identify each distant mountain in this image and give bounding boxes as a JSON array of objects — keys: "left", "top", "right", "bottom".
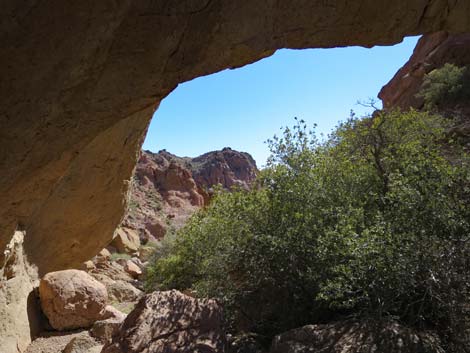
[{"left": 121, "top": 148, "right": 258, "bottom": 242}]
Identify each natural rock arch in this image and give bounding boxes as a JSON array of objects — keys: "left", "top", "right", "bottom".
[{"left": 1, "top": 0, "right": 470, "bottom": 275}]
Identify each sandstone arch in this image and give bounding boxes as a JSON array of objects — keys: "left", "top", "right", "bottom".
[{"left": 1, "top": 0, "right": 470, "bottom": 275}]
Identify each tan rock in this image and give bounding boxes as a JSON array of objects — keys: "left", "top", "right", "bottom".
[
  {"left": 102, "top": 290, "right": 225, "bottom": 353},
  {"left": 81, "top": 260, "right": 95, "bottom": 271},
  {"left": 0, "top": 231, "right": 42, "bottom": 353},
  {"left": 107, "top": 280, "right": 142, "bottom": 303},
  {"left": 110, "top": 228, "right": 140, "bottom": 255},
  {"left": 96, "top": 248, "right": 111, "bottom": 262},
  {"left": 101, "top": 305, "right": 127, "bottom": 321},
  {"left": 92, "top": 262, "right": 133, "bottom": 282},
  {"left": 63, "top": 333, "right": 102, "bottom": 353},
  {"left": 25, "top": 331, "right": 90, "bottom": 353},
  {"left": 124, "top": 260, "right": 142, "bottom": 279},
  {"left": 39, "top": 270, "right": 108, "bottom": 330},
  {"left": 91, "top": 306, "right": 126, "bottom": 344},
  {"left": 91, "top": 274, "right": 142, "bottom": 303}
]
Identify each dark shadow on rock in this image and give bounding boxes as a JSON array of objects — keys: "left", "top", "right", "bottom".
[{"left": 27, "top": 288, "right": 46, "bottom": 339}]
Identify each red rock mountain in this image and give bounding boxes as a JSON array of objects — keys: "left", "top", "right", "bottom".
[{"left": 122, "top": 148, "right": 258, "bottom": 242}]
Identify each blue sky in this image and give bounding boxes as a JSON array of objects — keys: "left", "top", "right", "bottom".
[{"left": 143, "top": 36, "right": 419, "bottom": 167}]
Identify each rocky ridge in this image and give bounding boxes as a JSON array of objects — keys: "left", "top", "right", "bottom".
[{"left": 121, "top": 148, "right": 258, "bottom": 243}]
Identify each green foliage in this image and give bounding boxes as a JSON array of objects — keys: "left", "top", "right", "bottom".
[
  {"left": 109, "top": 252, "right": 132, "bottom": 261},
  {"left": 418, "top": 63, "right": 470, "bottom": 110},
  {"left": 146, "top": 111, "right": 470, "bottom": 344}
]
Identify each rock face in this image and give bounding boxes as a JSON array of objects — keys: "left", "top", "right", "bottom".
[
  {"left": 39, "top": 270, "right": 108, "bottom": 330},
  {"left": 270, "top": 320, "right": 444, "bottom": 353},
  {"left": 379, "top": 31, "right": 470, "bottom": 110},
  {"left": 110, "top": 228, "right": 140, "bottom": 254},
  {"left": 0, "top": 231, "right": 42, "bottom": 353},
  {"left": 191, "top": 147, "right": 258, "bottom": 191},
  {"left": 123, "top": 149, "right": 258, "bottom": 241},
  {"left": 2, "top": 2, "right": 470, "bottom": 277},
  {"left": 102, "top": 290, "right": 225, "bottom": 353}
]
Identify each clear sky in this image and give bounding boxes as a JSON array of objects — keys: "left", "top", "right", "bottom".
[{"left": 143, "top": 36, "right": 419, "bottom": 167}]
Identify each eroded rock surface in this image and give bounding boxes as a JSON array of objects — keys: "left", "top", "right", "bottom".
[
  {"left": 0, "top": 230, "right": 42, "bottom": 353},
  {"left": 39, "top": 270, "right": 108, "bottom": 330},
  {"left": 102, "top": 290, "right": 225, "bottom": 353},
  {"left": 2, "top": 1, "right": 470, "bottom": 276},
  {"left": 191, "top": 147, "right": 258, "bottom": 191},
  {"left": 63, "top": 333, "right": 102, "bottom": 353}
]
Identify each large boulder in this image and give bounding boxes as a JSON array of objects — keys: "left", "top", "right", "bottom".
[
  {"left": 270, "top": 320, "right": 444, "bottom": 353},
  {"left": 110, "top": 228, "right": 140, "bottom": 255},
  {"left": 102, "top": 290, "right": 225, "bottom": 353},
  {"left": 39, "top": 270, "right": 108, "bottom": 330},
  {"left": 123, "top": 260, "right": 142, "bottom": 279}
]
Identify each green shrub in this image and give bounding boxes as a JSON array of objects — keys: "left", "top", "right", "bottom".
[
  {"left": 109, "top": 252, "right": 132, "bottom": 261},
  {"left": 146, "top": 111, "right": 470, "bottom": 345},
  {"left": 418, "top": 63, "right": 470, "bottom": 110}
]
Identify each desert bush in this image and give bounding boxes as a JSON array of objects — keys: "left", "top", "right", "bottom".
[
  {"left": 418, "top": 63, "right": 470, "bottom": 111},
  {"left": 109, "top": 252, "right": 132, "bottom": 261},
  {"left": 146, "top": 111, "right": 470, "bottom": 346}
]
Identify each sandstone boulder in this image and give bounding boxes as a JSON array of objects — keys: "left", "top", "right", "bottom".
[
  {"left": 270, "top": 320, "right": 444, "bottom": 353},
  {"left": 92, "top": 274, "right": 142, "bottom": 303},
  {"left": 102, "top": 290, "right": 225, "bottom": 353},
  {"left": 124, "top": 260, "right": 142, "bottom": 279},
  {"left": 107, "top": 280, "right": 142, "bottom": 303},
  {"left": 91, "top": 307, "right": 126, "bottom": 344},
  {"left": 63, "top": 333, "right": 102, "bottom": 353},
  {"left": 96, "top": 248, "right": 111, "bottom": 262},
  {"left": 81, "top": 260, "right": 95, "bottom": 271},
  {"left": 110, "top": 228, "right": 140, "bottom": 254},
  {"left": 92, "top": 262, "right": 133, "bottom": 282},
  {"left": 39, "top": 270, "right": 108, "bottom": 330}
]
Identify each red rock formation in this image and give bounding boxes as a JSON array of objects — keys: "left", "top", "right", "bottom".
[
  {"left": 122, "top": 149, "right": 258, "bottom": 241},
  {"left": 192, "top": 147, "right": 258, "bottom": 191},
  {"left": 379, "top": 32, "right": 470, "bottom": 110}
]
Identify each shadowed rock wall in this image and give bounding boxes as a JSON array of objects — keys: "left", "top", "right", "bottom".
[{"left": 1, "top": 0, "right": 470, "bottom": 275}]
